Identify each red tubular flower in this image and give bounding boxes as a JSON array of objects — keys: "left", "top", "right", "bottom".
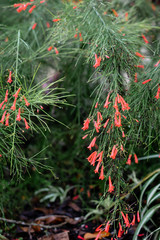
[
  {"left": 103, "top": 119, "right": 109, "bottom": 128},
  {"left": 119, "top": 95, "right": 130, "bottom": 111},
  {"left": 79, "top": 33, "right": 83, "bottom": 41},
  {"left": 82, "top": 134, "right": 88, "bottom": 139},
  {"left": 113, "top": 97, "right": 118, "bottom": 110},
  {"left": 0, "top": 111, "right": 6, "bottom": 124},
  {"left": 40, "top": 0, "right": 45, "bottom": 3},
  {"left": 94, "top": 121, "right": 100, "bottom": 133},
  {"left": 142, "top": 34, "right": 149, "bottom": 44},
  {"left": 99, "top": 166, "right": 104, "bottom": 180},
  {"left": 46, "top": 22, "right": 50, "bottom": 28},
  {"left": 95, "top": 224, "right": 103, "bottom": 232},
  {"left": 14, "top": 3, "right": 23, "bottom": 7},
  {"left": 77, "top": 235, "right": 85, "bottom": 240},
  {"left": 23, "top": 4, "right": 28, "bottom": 11},
  {"left": 104, "top": 93, "right": 111, "bottom": 109},
  {"left": 122, "top": 131, "right": 125, "bottom": 138},
  {"left": 2, "top": 105, "right": 5, "bottom": 110},
  {"left": 134, "top": 154, "right": 138, "bottom": 164},
  {"left": 24, "top": 118, "right": 30, "bottom": 129},
  {"left": 10, "top": 98, "right": 17, "bottom": 111},
  {"left": 82, "top": 118, "right": 90, "bottom": 131},
  {"left": 95, "top": 102, "right": 98, "bottom": 108},
  {"left": 17, "top": 6, "right": 24, "bottom": 13},
  {"left": 4, "top": 90, "right": 8, "bottom": 103},
  {"left": 95, "top": 230, "right": 102, "bottom": 240},
  {"left": 112, "top": 9, "right": 118, "bottom": 17},
  {"left": 155, "top": 92, "right": 159, "bottom": 99},
  {"left": 105, "top": 221, "right": 110, "bottom": 233},
  {"left": 142, "top": 79, "right": 151, "bottom": 84},
  {"left": 121, "top": 211, "right": 126, "bottom": 222},
  {"left": 108, "top": 176, "right": 114, "bottom": 193},
  {"left": 134, "top": 65, "right": 144, "bottom": 68},
  {"left": 16, "top": 108, "right": 21, "bottom": 121},
  {"left": 134, "top": 72, "right": 138, "bottom": 83},
  {"left": 97, "top": 111, "right": 103, "bottom": 125},
  {"left": 126, "top": 154, "right": 132, "bottom": 165},
  {"left": 110, "top": 145, "right": 118, "bottom": 159},
  {"left": 137, "top": 211, "right": 140, "bottom": 222},
  {"left": 135, "top": 52, "right": 145, "bottom": 59},
  {"left": 0, "top": 101, "right": 5, "bottom": 109},
  {"left": 155, "top": 85, "right": 160, "bottom": 99},
  {"left": 117, "top": 222, "right": 124, "bottom": 238},
  {"left": 93, "top": 54, "right": 101, "bottom": 68},
  {"left": 121, "top": 211, "right": 130, "bottom": 227},
  {"left": 87, "top": 137, "right": 96, "bottom": 150},
  {"left": 23, "top": 96, "right": 30, "bottom": 106},
  {"left": 131, "top": 214, "right": 136, "bottom": 226},
  {"left": 48, "top": 46, "right": 53, "bottom": 51},
  {"left": 5, "top": 113, "right": 10, "bottom": 126},
  {"left": 7, "top": 71, "right": 13, "bottom": 83},
  {"left": 87, "top": 151, "right": 97, "bottom": 166},
  {"left": 97, "top": 151, "right": 103, "bottom": 162},
  {"left": 125, "top": 12, "right": 128, "bottom": 21},
  {"left": 28, "top": 5, "right": 36, "bottom": 13},
  {"left": 114, "top": 113, "right": 122, "bottom": 127},
  {"left": 52, "top": 18, "right": 61, "bottom": 22},
  {"left": 32, "top": 23, "right": 37, "bottom": 30},
  {"left": 125, "top": 214, "right": 130, "bottom": 227},
  {"left": 54, "top": 47, "right": 59, "bottom": 55},
  {"left": 154, "top": 60, "right": 160, "bottom": 67},
  {"left": 13, "top": 87, "right": 21, "bottom": 98},
  {"left": 94, "top": 161, "right": 101, "bottom": 173},
  {"left": 117, "top": 94, "right": 121, "bottom": 103},
  {"left": 120, "top": 145, "right": 124, "bottom": 151}
]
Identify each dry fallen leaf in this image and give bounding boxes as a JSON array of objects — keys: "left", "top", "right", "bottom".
[
  {"left": 54, "top": 231, "right": 69, "bottom": 240},
  {"left": 84, "top": 231, "right": 111, "bottom": 240},
  {"left": 68, "top": 202, "right": 81, "bottom": 212},
  {"left": 20, "top": 226, "right": 35, "bottom": 233},
  {"left": 35, "top": 214, "right": 82, "bottom": 226},
  {"left": 32, "top": 219, "right": 42, "bottom": 232}
]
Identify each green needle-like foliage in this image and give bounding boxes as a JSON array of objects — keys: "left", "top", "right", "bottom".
[{"left": 0, "top": 0, "right": 159, "bottom": 238}]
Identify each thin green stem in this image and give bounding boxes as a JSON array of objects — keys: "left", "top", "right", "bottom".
[{"left": 10, "top": 30, "right": 20, "bottom": 174}]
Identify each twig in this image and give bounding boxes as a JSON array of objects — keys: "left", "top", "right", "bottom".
[{"left": 0, "top": 217, "right": 66, "bottom": 229}]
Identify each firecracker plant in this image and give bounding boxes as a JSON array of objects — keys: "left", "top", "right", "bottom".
[
  {"left": 0, "top": 0, "right": 160, "bottom": 239},
  {"left": 45, "top": 0, "right": 159, "bottom": 238},
  {"left": 0, "top": 1, "right": 71, "bottom": 178}
]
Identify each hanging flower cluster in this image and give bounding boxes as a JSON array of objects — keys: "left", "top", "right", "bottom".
[
  {"left": 13, "top": 1, "right": 61, "bottom": 55},
  {"left": 82, "top": 92, "right": 139, "bottom": 187},
  {"left": 0, "top": 71, "right": 30, "bottom": 131},
  {"left": 82, "top": 90, "right": 141, "bottom": 238},
  {"left": 13, "top": 0, "right": 46, "bottom": 14},
  {"left": 95, "top": 210, "right": 140, "bottom": 239}
]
